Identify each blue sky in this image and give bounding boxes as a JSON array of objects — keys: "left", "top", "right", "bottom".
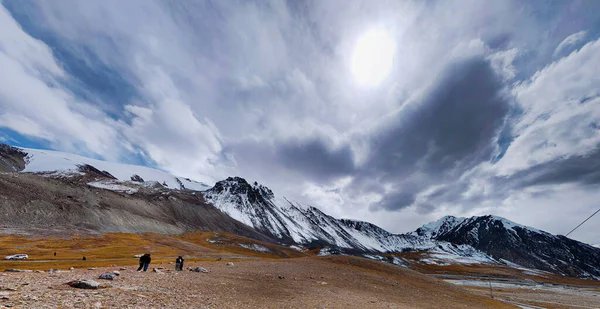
[{"left": 1, "top": 0, "right": 600, "bottom": 245}]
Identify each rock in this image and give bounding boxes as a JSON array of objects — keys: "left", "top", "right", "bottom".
[
  {"left": 320, "top": 281, "right": 328, "bottom": 285},
  {"left": 278, "top": 275, "right": 285, "bottom": 279},
  {"left": 225, "top": 262, "right": 234, "bottom": 267},
  {"left": 66, "top": 280, "right": 100, "bottom": 289},
  {"left": 4, "top": 269, "right": 32, "bottom": 273},
  {"left": 69, "top": 267, "right": 75, "bottom": 271},
  {"left": 192, "top": 267, "right": 208, "bottom": 273},
  {"left": 112, "top": 271, "right": 120, "bottom": 276},
  {"left": 87, "top": 268, "right": 96, "bottom": 270},
  {"left": 152, "top": 268, "right": 161, "bottom": 273},
  {"left": 119, "top": 267, "right": 127, "bottom": 271},
  {"left": 99, "top": 272, "right": 117, "bottom": 280},
  {"left": 131, "top": 174, "right": 144, "bottom": 182},
  {"left": 134, "top": 254, "right": 143, "bottom": 258}
]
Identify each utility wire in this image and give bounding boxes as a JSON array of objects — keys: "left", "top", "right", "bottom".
[{"left": 565, "top": 207, "right": 600, "bottom": 237}]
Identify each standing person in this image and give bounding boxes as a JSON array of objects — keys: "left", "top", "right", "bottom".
[
  {"left": 137, "top": 254, "right": 145, "bottom": 272},
  {"left": 175, "top": 256, "right": 184, "bottom": 271},
  {"left": 143, "top": 254, "right": 151, "bottom": 272}
]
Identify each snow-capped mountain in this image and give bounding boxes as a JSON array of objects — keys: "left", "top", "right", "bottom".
[
  {"left": 416, "top": 215, "right": 600, "bottom": 279},
  {"left": 204, "top": 177, "right": 600, "bottom": 278},
  {"left": 0, "top": 144, "right": 210, "bottom": 191},
  {"left": 203, "top": 177, "right": 438, "bottom": 252}
]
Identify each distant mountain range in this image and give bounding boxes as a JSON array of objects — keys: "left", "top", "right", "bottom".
[{"left": 1, "top": 144, "right": 599, "bottom": 279}]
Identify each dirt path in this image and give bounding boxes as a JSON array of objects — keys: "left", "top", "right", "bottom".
[{"left": 0, "top": 256, "right": 513, "bottom": 308}]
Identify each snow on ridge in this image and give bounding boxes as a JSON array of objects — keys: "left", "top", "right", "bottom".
[
  {"left": 238, "top": 243, "right": 270, "bottom": 253},
  {"left": 20, "top": 147, "right": 210, "bottom": 191},
  {"left": 485, "top": 215, "right": 545, "bottom": 234},
  {"left": 87, "top": 180, "right": 138, "bottom": 194}
]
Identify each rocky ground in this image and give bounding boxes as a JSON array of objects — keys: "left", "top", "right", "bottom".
[{"left": 0, "top": 256, "right": 512, "bottom": 309}]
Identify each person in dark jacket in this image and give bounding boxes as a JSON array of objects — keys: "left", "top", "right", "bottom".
[
  {"left": 175, "top": 256, "right": 184, "bottom": 271},
  {"left": 137, "top": 254, "right": 151, "bottom": 272}
]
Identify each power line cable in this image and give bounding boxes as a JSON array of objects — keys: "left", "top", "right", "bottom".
[{"left": 565, "top": 207, "right": 600, "bottom": 237}]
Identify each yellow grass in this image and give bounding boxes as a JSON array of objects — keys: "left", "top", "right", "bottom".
[{"left": 0, "top": 232, "right": 305, "bottom": 271}]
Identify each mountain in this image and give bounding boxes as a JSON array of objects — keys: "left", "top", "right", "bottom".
[
  {"left": 416, "top": 215, "right": 600, "bottom": 279},
  {"left": 1, "top": 144, "right": 599, "bottom": 279},
  {"left": 203, "top": 176, "right": 600, "bottom": 279},
  {"left": 0, "top": 144, "right": 270, "bottom": 239},
  {"left": 203, "top": 177, "right": 443, "bottom": 253},
  {"left": 0, "top": 145, "right": 210, "bottom": 191}
]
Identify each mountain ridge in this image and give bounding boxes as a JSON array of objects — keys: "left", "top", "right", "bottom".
[{"left": 1, "top": 144, "right": 599, "bottom": 279}]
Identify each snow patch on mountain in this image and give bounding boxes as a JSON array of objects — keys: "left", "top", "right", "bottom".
[
  {"left": 18, "top": 147, "right": 210, "bottom": 191},
  {"left": 87, "top": 180, "right": 138, "bottom": 194}
]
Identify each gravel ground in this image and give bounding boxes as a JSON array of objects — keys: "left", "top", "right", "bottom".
[{"left": 0, "top": 256, "right": 512, "bottom": 309}]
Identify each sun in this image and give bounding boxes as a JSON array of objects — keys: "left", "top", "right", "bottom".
[{"left": 351, "top": 29, "right": 396, "bottom": 87}]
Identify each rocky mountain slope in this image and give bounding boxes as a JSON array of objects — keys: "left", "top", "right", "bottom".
[
  {"left": 415, "top": 215, "right": 600, "bottom": 278},
  {"left": 204, "top": 177, "right": 600, "bottom": 279},
  {"left": 203, "top": 177, "right": 438, "bottom": 253},
  {"left": 0, "top": 145, "right": 209, "bottom": 191}
]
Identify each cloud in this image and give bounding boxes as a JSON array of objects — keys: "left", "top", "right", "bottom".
[
  {"left": 0, "top": 5, "right": 123, "bottom": 158},
  {"left": 554, "top": 31, "right": 587, "bottom": 57},
  {"left": 276, "top": 137, "right": 355, "bottom": 181},
  {"left": 355, "top": 57, "right": 510, "bottom": 211}
]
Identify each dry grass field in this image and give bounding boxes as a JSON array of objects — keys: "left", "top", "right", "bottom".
[{"left": 0, "top": 233, "right": 598, "bottom": 308}]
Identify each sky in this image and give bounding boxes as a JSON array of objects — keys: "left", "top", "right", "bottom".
[{"left": 1, "top": 0, "right": 599, "bottom": 246}]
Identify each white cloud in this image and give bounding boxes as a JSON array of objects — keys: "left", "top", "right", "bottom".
[
  {"left": 497, "top": 39, "right": 600, "bottom": 176},
  {"left": 0, "top": 6, "right": 122, "bottom": 158},
  {"left": 554, "top": 30, "right": 587, "bottom": 57}
]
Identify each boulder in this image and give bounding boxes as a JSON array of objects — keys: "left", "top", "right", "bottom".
[
  {"left": 225, "top": 262, "right": 234, "bottom": 267},
  {"left": 192, "top": 267, "right": 208, "bottom": 273},
  {"left": 4, "top": 269, "right": 32, "bottom": 273},
  {"left": 112, "top": 271, "right": 120, "bottom": 276},
  {"left": 130, "top": 174, "right": 144, "bottom": 182},
  {"left": 66, "top": 280, "right": 100, "bottom": 289},
  {"left": 98, "top": 272, "right": 117, "bottom": 280}
]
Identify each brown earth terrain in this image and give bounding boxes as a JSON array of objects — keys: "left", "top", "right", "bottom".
[
  {"left": 0, "top": 232, "right": 598, "bottom": 308},
  {"left": 0, "top": 256, "right": 513, "bottom": 309}
]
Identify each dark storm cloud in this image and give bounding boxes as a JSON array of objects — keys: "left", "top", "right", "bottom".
[
  {"left": 503, "top": 149, "right": 600, "bottom": 187},
  {"left": 276, "top": 137, "right": 355, "bottom": 180},
  {"left": 357, "top": 57, "right": 512, "bottom": 210}
]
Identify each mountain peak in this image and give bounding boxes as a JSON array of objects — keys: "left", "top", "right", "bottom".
[
  {"left": 413, "top": 215, "right": 466, "bottom": 238},
  {"left": 211, "top": 177, "right": 275, "bottom": 200}
]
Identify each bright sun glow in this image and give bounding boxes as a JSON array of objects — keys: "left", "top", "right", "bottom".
[{"left": 351, "top": 29, "right": 396, "bottom": 87}]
